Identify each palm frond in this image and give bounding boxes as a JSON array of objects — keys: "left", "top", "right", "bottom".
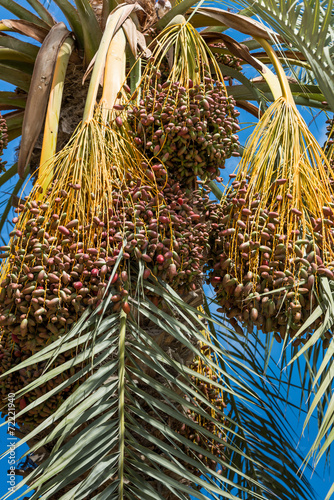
[
  {"left": 73, "top": 0, "right": 102, "bottom": 65},
  {"left": 0, "top": 167, "right": 28, "bottom": 234},
  {"left": 52, "top": 0, "right": 85, "bottom": 50},
  {"left": 17, "top": 22, "right": 71, "bottom": 177},
  {"left": 0, "top": 0, "right": 51, "bottom": 29},
  {"left": 283, "top": 277, "right": 334, "bottom": 475},
  {"left": 230, "top": 0, "right": 334, "bottom": 111},
  {"left": 204, "top": 300, "right": 316, "bottom": 500},
  {"left": 25, "top": 0, "right": 56, "bottom": 26},
  {"left": 0, "top": 267, "right": 317, "bottom": 500}
]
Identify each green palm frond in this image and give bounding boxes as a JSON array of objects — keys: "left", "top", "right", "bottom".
[
  {"left": 283, "top": 278, "right": 334, "bottom": 474},
  {"left": 0, "top": 0, "right": 51, "bottom": 29},
  {"left": 52, "top": 0, "right": 85, "bottom": 49},
  {"left": 238, "top": 272, "right": 334, "bottom": 494},
  {"left": 0, "top": 268, "right": 316, "bottom": 500},
  {"left": 204, "top": 302, "right": 316, "bottom": 500},
  {"left": 72, "top": 0, "right": 102, "bottom": 64},
  {"left": 0, "top": 162, "right": 30, "bottom": 240},
  {"left": 230, "top": 0, "right": 334, "bottom": 111},
  {"left": 25, "top": 0, "right": 56, "bottom": 27}
]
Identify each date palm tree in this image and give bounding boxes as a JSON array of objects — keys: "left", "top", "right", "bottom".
[{"left": 0, "top": 0, "right": 332, "bottom": 499}]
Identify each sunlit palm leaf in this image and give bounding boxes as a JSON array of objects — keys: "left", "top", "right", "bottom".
[
  {"left": 0, "top": 270, "right": 316, "bottom": 500},
  {"left": 0, "top": 0, "right": 51, "bottom": 29},
  {"left": 230, "top": 0, "right": 334, "bottom": 111},
  {"left": 204, "top": 301, "right": 316, "bottom": 500},
  {"left": 283, "top": 277, "right": 334, "bottom": 482}
]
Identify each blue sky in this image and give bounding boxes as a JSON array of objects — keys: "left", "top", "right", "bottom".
[{"left": 0, "top": 1, "right": 333, "bottom": 499}]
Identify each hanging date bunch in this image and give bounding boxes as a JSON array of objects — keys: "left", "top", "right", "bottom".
[
  {"left": 208, "top": 95, "right": 334, "bottom": 346},
  {"left": 0, "top": 112, "right": 156, "bottom": 421},
  {"left": 0, "top": 117, "right": 217, "bottom": 425},
  {"left": 0, "top": 160, "right": 215, "bottom": 424},
  {"left": 0, "top": 184, "right": 213, "bottom": 424},
  {"left": 0, "top": 112, "right": 8, "bottom": 173},
  {"left": 126, "top": 19, "right": 240, "bottom": 186}
]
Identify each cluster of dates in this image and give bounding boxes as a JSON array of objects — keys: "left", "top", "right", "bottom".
[
  {"left": 126, "top": 76, "right": 240, "bottom": 186},
  {"left": 206, "top": 175, "right": 334, "bottom": 346},
  {"left": 0, "top": 176, "right": 217, "bottom": 423},
  {"left": 209, "top": 41, "right": 243, "bottom": 84}
]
